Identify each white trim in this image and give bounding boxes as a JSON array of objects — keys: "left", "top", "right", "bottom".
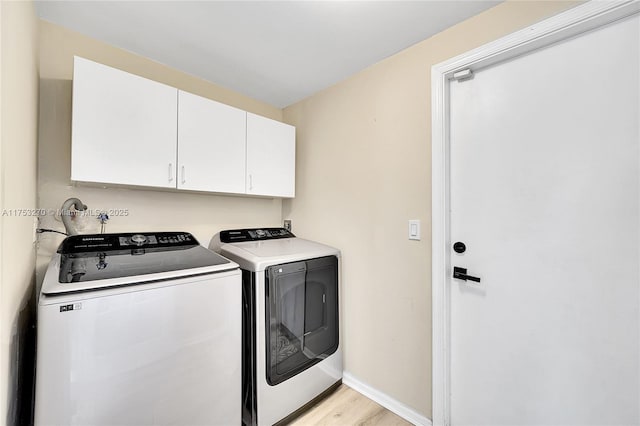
[
  {"left": 432, "top": 0, "right": 639, "bottom": 80},
  {"left": 431, "top": 41, "right": 450, "bottom": 426},
  {"left": 430, "top": 2, "right": 640, "bottom": 426},
  {"left": 343, "top": 372, "right": 431, "bottom": 426}
]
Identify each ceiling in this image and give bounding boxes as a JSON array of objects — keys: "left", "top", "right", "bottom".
[{"left": 35, "top": 1, "right": 501, "bottom": 108}]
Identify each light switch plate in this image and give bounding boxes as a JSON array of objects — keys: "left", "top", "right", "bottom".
[{"left": 409, "top": 219, "right": 420, "bottom": 240}]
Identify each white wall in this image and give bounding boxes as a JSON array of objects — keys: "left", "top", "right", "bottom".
[
  {"left": 283, "top": 0, "right": 580, "bottom": 418},
  {"left": 1, "top": 1, "right": 39, "bottom": 424}
]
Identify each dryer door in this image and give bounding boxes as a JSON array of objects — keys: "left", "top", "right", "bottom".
[{"left": 265, "top": 255, "right": 338, "bottom": 385}]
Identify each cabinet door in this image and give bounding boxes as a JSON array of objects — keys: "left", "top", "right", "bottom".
[
  {"left": 177, "top": 91, "right": 246, "bottom": 193},
  {"left": 71, "top": 57, "right": 178, "bottom": 188},
  {"left": 246, "top": 113, "right": 295, "bottom": 197}
]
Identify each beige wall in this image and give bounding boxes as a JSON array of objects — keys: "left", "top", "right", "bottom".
[
  {"left": 283, "top": 1, "right": 579, "bottom": 418},
  {"left": 36, "top": 21, "right": 286, "bottom": 286},
  {"left": 1, "top": 1, "right": 40, "bottom": 424}
]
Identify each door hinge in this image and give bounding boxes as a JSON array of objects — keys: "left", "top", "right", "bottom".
[{"left": 452, "top": 68, "right": 474, "bottom": 82}]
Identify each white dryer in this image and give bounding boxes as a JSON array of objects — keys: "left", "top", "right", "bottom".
[
  {"left": 35, "top": 232, "right": 241, "bottom": 426},
  {"left": 210, "top": 228, "right": 342, "bottom": 426}
]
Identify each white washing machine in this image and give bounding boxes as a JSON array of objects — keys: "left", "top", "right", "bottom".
[
  {"left": 210, "top": 228, "right": 342, "bottom": 426},
  {"left": 35, "top": 232, "right": 241, "bottom": 426}
]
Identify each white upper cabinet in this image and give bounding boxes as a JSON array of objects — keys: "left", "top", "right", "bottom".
[
  {"left": 177, "top": 91, "right": 246, "bottom": 193},
  {"left": 246, "top": 113, "right": 296, "bottom": 198},
  {"left": 71, "top": 57, "right": 295, "bottom": 197},
  {"left": 71, "top": 57, "right": 178, "bottom": 188}
]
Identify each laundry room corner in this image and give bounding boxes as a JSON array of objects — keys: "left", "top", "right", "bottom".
[{"left": 1, "top": 0, "right": 607, "bottom": 424}]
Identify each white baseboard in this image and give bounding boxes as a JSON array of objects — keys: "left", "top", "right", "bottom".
[{"left": 342, "top": 372, "right": 432, "bottom": 426}]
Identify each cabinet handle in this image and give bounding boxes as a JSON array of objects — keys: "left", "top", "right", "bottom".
[
  {"left": 181, "top": 166, "right": 186, "bottom": 184},
  {"left": 168, "top": 163, "right": 173, "bottom": 182},
  {"left": 249, "top": 174, "right": 253, "bottom": 190}
]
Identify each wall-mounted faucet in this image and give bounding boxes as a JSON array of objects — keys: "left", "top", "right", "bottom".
[{"left": 60, "top": 197, "right": 88, "bottom": 236}]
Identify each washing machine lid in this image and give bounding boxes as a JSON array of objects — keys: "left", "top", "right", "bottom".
[{"left": 42, "top": 232, "right": 238, "bottom": 295}]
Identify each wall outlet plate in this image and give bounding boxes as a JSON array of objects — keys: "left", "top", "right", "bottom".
[{"left": 284, "top": 220, "right": 292, "bottom": 231}]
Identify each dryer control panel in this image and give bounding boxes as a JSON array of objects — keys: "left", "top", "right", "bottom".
[{"left": 220, "top": 228, "right": 295, "bottom": 243}]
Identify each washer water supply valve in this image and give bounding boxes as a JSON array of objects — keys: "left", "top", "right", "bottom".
[{"left": 97, "top": 212, "right": 109, "bottom": 234}]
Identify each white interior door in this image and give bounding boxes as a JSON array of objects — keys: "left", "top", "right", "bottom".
[{"left": 449, "top": 13, "right": 639, "bottom": 425}]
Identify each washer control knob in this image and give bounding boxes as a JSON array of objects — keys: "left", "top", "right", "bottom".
[
  {"left": 130, "top": 234, "right": 148, "bottom": 245},
  {"left": 256, "top": 229, "right": 266, "bottom": 238}
]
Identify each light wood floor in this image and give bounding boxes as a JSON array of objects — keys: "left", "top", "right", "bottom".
[{"left": 285, "top": 385, "right": 413, "bottom": 426}]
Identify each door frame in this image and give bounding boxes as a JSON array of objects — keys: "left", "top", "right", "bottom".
[{"left": 431, "top": 2, "right": 640, "bottom": 425}]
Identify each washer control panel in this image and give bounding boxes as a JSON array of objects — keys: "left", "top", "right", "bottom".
[
  {"left": 220, "top": 228, "right": 295, "bottom": 243},
  {"left": 58, "top": 232, "right": 197, "bottom": 253}
]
